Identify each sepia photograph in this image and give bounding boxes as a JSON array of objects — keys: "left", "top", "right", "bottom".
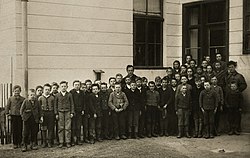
[{"left": 0, "top": 0, "right": 250, "bottom": 157}]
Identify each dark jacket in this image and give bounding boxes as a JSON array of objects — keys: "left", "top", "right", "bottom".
[
  {"left": 191, "top": 86, "right": 204, "bottom": 111},
  {"left": 125, "top": 88, "right": 142, "bottom": 111},
  {"left": 38, "top": 95, "right": 55, "bottom": 116},
  {"left": 99, "top": 91, "right": 111, "bottom": 111},
  {"left": 199, "top": 89, "right": 218, "bottom": 110},
  {"left": 175, "top": 93, "right": 192, "bottom": 111},
  {"left": 159, "top": 87, "right": 171, "bottom": 109},
  {"left": 20, "top": 99, "right": 41, "bottom": 123},
  {"left": 88, "top": 93, "right": 102, "bottom": 117},
  {"left": 70, "top": 89, "right": 84, "bottom": 112},
  {"left": 6, "top": 96, "right": 25, "bottom": 116},
  {"left": 225, "top": 90, "right": 243, "bottom": 109},
  {"left": 137, "top": 86, "right": 147, "bottom": 111},
  {"left": 225, "top": 71, "right": 247, "bottom": 92},
  {"left": 167, "top": 86, "right": 177, "bottom": 114},
  {"left": 146, "top": 90, "right": 160, "bottom": 107},
  {"left": 54, "top": 92, "right": 74, "bottom": 114}
]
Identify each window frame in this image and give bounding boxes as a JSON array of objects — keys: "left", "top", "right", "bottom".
[
  {"left": 243, "top": 0, "right": 250, "bottom": 54},
  {"left": 133, "top": 0, "right": 164, "bottom": 69},
  {"left": 182, "top": 0, "right": 229, "bottom": 65}
]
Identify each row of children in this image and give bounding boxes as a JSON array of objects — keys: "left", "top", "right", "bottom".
[{"left": 5, "top": 57, "right": 247, "bottom": 152}]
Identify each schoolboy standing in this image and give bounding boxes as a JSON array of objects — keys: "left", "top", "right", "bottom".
[
  {"left": 175, "top": 85, "right": 192, "bottom": 138},
  {"left": 125, "top": 81, "right": 142, "bottom": 139},
  {"left": 199, "top": 81, "right": 218, "bottom": 139},
  {"left": 191, "top": 78, "right": 204, "bottom": 138},
  {"left": 54, "top": 81, "right": 74, "bottom": 148},
  {"left": 136, "top": 77, "right": 147, "bottom": 138},
  {"left": 88, "top": 84, "right": 102, "bottom": 144},
  {"left": 20, "top": 89, "right": 41, "bottom": 152},
  {"left": 159, "top": 78, "right": 171, "bottom": 137},
  {"left": 70, "top": 80, "right": 84, "bottom": 145},
  {"left": 6, "top": 85, "right": 25, "bottom": 149},
  {"left": 225, "top": 81, "right": 243, "bottom": 135},
  {"left": 99, "top": 83, "right": 112, "bottom": 140},
  {"left": 39, "top": 84, "right": 55, "bottom": 148},
  {"left": 108, "top": 83, "right": 129, "bottom": 140},
  {"left": 145, "top": 81, "right": 160, "bottom": 138},
  {"left": 211, "top": 76, "right": 224, "bottom": 136}
]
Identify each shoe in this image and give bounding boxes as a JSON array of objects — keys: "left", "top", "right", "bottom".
[
  {"left": 42, "top": 143, "right": 47, "bottom": 148},
  {"left": 22, "top": 145, "right": 27, "bottom": 152},
  {"left": 185, "top": 132, "right": 191, "bottom": 138},
  {"left": 13, "top": 144, "right": 18, "bottom": 149},
  {"left": 134, "top": 133, "right": 139, "bottom": 139},
  {"left": 152, "top": 133, "right": 158, "bottom": 137},
  {"left": 97, "top": 137, "right": 103, "bottom": 142},
  {"left": 89, "top": 139, "right": 95, "bottom": 144},
  {"left": 31, "top": 143, "right": 38, "bottom": 150},
  {"left": 147, "top": 134, "right": 152, "bottom": 138},
  {"left": 115, "top": 136, "right": 120, "bottom": 140},
  {"left": 164, "top": 132, "right": 169, "bottom": 137},
  {"left": 127, "top": 133, "right": 132, "bottom": 139},
  {"left": 48, "top": 143, "right": 52, "bottom": 148},
  {"left": 228, "top": 130, "right": 234, "bottom": 135},
  {"left": 210, "top": 134, "right": 214, "bottom": 138},
  {"left": 139, "top": 134, "right": 145, "bottom": 138},
  {"left": 66, "top": 143, "right": 71, "bottom": 148},
  {"left": 234, "top": 130, "right": 240, "bottom": 135},
  {"left": 84, "top": 139, "right": 90, "bottom": 144},
  {"left": 106, "top": 136, "right": 112, "bottom": 140},
  {"left": 198, "top": 133, "right": 203, "bottom": 138},
  {"left": 193, "top": 132, "right": 198, "bottom": 138},
  {"left": 58, "top": 144, "right": 63, "bottom": 148},
  {"left": 120, "top": 135, "right": 127, "bottom": 140},
  {"left": 159, "top": 132, "right": 164, "bottom": 137},
  {"left": 204, "top": 134, "right": 209, "bottom": 139},
  {"left": 71, "top": 142, "right": 75, "bottom": 146}
]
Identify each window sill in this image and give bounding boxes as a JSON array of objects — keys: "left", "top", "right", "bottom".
[{"left": 134, "top": 66, "right": 167, "bottom": 70}]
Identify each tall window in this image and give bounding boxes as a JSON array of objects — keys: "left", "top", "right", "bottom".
[
  {"left": 183, "top": 0, "right": 229, "bottom": 64},
  {"left": 133, "top": 0, "right": 163, "bottom": 68},
  {"left": 243, "top": 0, "right": 250, "bottom": 54}
]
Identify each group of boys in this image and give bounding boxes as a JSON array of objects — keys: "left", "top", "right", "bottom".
[{"left": 5, "top": 54, "right": 247, "bottom": 152}]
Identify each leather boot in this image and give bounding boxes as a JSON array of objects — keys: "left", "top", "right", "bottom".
[
  {"left": 204, "top": 125, "right": 209, "bottom": 139},
  {"left": 177, "top": 126, "right": 182, "bottom": 138},
  {"left": 147, "top": 124, "right": 152, "bottom": 138},
  {"left": 210, "top": 124, "right": 214, "bottom": 138},
  {"left": 198, "top": 121, "right": 203, "bottom": 138},
  {"left": 193, "top": 120, "right": 199, "bottom": 138},
  {"left": 41, "top": 131, "right": 47, "bottom": 148},
  {"left": 185, "top": 126, "right": 191, "bottom": 138}
]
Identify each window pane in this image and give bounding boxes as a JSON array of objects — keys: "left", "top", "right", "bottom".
[
  {"left": 190, "top": 29, "right": 199, "bottom": 48},
  {"left": 148, "top": 21, "right": 161, "bottom": 43},
  {"left": 247, "top": 0, "right": 250, "bottom": 12},
  {"left": 246, "top": 35, "right": 250, "bottom": 51},
  {"left": 134, "top": 0, "right": 146, "bottom": 12},
  {"left": 247, "top": 16, "right": 250, "bottom": 31},
  {"left": 134, "top": 44, "right": 146, "bottom": 66},
  {"left": 207, "top": 1, "right": 225, "bottom": 23},
  {"left": 148, "top": 0, "right": 161, "bottom": 14},
  {"left": 189, "top": 7, "right": 199, "bottom": 25},
  {"left": 135, "top": 20, "right": 146, "bottom": 42},
  {"left": 209, "top": 28, "right": 225, "bottom": 46}
]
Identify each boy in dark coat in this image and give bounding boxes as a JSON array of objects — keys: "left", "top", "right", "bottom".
[
  {"left": 20, "top": 89, "right": 41, "bottom": 152},
  {"left": 54, "top": 81, "right": 74, "bottom": 148},
  {"left": 145, "top": 81, "right": 160, "bottom": 138},
  {"left": 199, "top": 81, "right": 218, "bottom": 139},
  {"left": 175, "top": 85, "right": 192, "bottom": 138},
  {"left": 99, "top": 83, "right": 112, "bottom": 140},
  {"left": 225, "top": 81, "right": 243, "bottom": 135},
  {"left": 88, "top": 84, "right": 102, "bottom": 144},
  {"left": 191, "top": 78, "right": 204, "bottom": 138},
  {"left": 136, "top": 77, "right": 147, "bottom": 138},
  {"left": 39, "top": 84, "right": 55, "bottom": 148},
  {"left": 159, "top": 78, "right": 171, "bottom": 137},
  {"left": 125, "top": 81, "right": 142, "bottom": 139},
  {"left": 70, "top": 80, "right": 84, "bottom": 145},
  {"left": 5, "top": 85, "right": 25, "bottom": 149}
]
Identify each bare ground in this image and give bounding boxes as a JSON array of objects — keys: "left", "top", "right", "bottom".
[{"left": 0, "top": 134, "right": 250, "bottom": 158}]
